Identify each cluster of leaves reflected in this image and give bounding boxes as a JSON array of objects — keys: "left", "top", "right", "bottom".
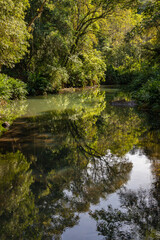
[
  {"left": 0, "top": 151, "right": 37, "bottom": 239},
  {"left": 89, "top": 95, "right": 160, "bottom": 240},
  {"left": 90, "top": 184, "right": 160, "bottom": 240},
  {"left": 136, "top": 111, "right": 160, "bottom": 161},
  {"left": 0, "top": 88, "right": 155, "bottom": 239}
]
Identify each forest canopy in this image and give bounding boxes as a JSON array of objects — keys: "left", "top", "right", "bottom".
[{"left": 0, "top": 0, "right": 159, "bottom": 110}]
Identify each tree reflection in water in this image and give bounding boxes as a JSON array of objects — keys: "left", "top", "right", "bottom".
[
  {"left": 0, "top": 88, "right": 157, "bottom": 239},
  {"left": 90, "top": 186, "right": 160, "bottom": 240},
  {"left": 89, "top": 108, "right": 160, "bottom": 240},
  {"left": 0, "top": 151, "right": 38, "bottom": 240}
]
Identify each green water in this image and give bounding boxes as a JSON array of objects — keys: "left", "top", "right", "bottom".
[{"left": 0, "top": 87, "right": 160, "bottom": 240}]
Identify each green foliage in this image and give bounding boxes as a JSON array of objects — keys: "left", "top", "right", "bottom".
[
  {"left": 48, "top": 66, "right": 69, "bottom": 91},
  {"left": 68, "top": 50, "right": 106, "bottom": 87},
  {"left": 24, "top": 0, "right": 139, "bottom": 92},
  {"left": 0, "top": 74, "right": 27, "bottom": 136},
  {"left": 27, "top": 72, "right": 52, "bottom": 95},
  {"left": 0, "top": 151, "right": 37, "bottom": 240},
  {"left": 134, "top": 77, "right": 160, "bottom": 111},
  {"left": 0, "top": 74, "right": 27, "bottom": 100},
  {"left": 104, "top": 64, "right": 138, "bottom": 85},
  {"left": 127, "top": 0, "right": 160, "bottom": 65},
  {"left": 104, "top": 65, "right": 120, "bottom": 85},
  {"left": 0, "top": 87, "right": 137, "bottom": 238},
  {"left": 0, "top": 0, "right": 30, "bottom": 68},
  {"left": 99, "top": 6, "right": 142, "bottom": 82},
  {"left": 90, "top": 188, "right": 160, "bottom": 240},
  {"left": 0, "top": 151, "right": 33, "bottom": 215},
  {"left": 27, "top": 0, "right": 109, "bottom": 90},
  {"left": 117, "top": 0, "right": 160, "bottom": 111},
  {"left": 122, "top": 66, "right": 160, "bottom": 111},
  {"left": 0, "top": 99, "right": 27, "bottom": 135},
  {"left": 1, "top": 87, "right": 159, "bottom": 239},
  {"left": 1, "top": 0, "right": 159, "bottom": 101}
]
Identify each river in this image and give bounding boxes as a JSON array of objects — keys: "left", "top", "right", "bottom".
[{"left": 0, "top": 87, "right": 160, "bottom": 240}]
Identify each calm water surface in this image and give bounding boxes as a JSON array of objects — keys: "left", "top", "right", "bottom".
[{"left": 0, "top": 87, "right": 160, "bottom": 240}]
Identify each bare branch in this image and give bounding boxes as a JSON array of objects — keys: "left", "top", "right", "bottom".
[{"left": 28, "top": 0, "right": 48, "bottom": 30}]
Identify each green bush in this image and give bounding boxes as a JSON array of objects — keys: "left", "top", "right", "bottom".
[
  {"left": 68, "top": 51, "right": 106, "bottom": 87},
  {"left": 27, "top": 73, "right": 53, "bottom": 95},
  {"left": 104, "top": 65, "right": 136, "bottom": 85},
  {"left": 0, "top": 74, "right": 27, "bottom": 100},
  {"left": 117, "top": 65, "right": 160, "bottom": 111},
  {"left": 133, "top": 77, "right": 160, "bottom": 111},
  {"left": 48, "top": 67, "right": 69, "bottom": 91},
  {"left": 104, "top": 65, "right": 120, "bottom": 85}
]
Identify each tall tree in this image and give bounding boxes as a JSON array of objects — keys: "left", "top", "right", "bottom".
[{"left": 26, "top": 0, "right": 139, "bottom": 91}]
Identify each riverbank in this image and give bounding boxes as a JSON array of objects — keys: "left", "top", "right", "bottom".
[{"left": 58, "top": 85, "right": 99, "bottom": 94}]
